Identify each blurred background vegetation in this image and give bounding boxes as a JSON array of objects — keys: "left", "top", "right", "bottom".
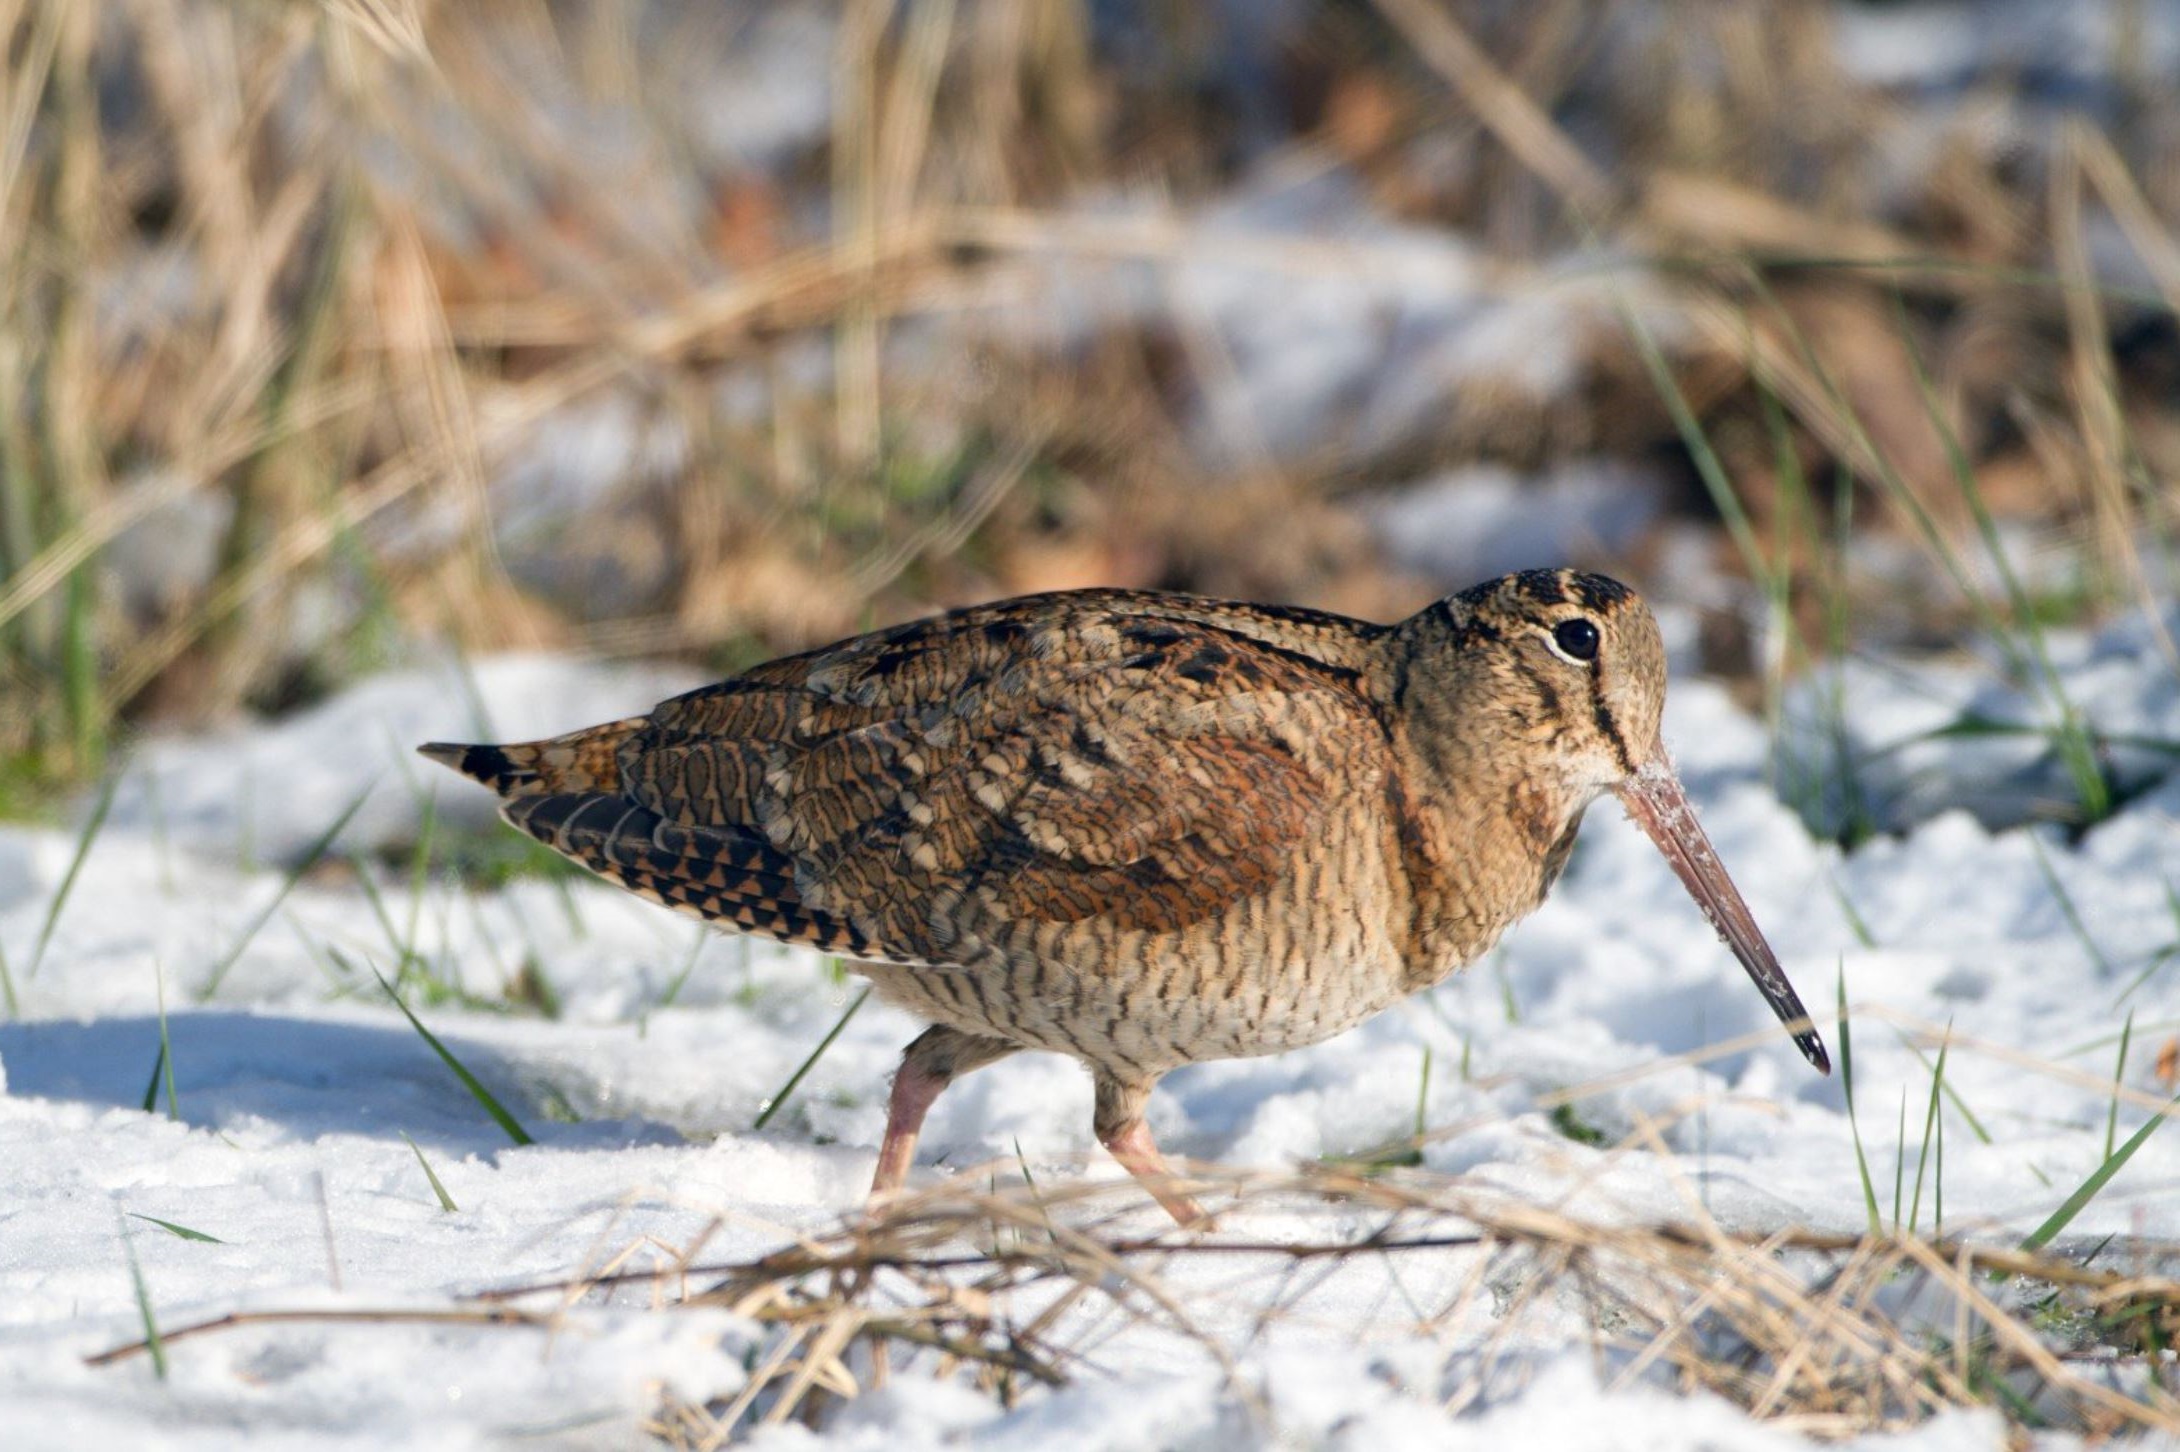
[{"left": 0, "top": 0, "right": 2174, "bottom": 824}]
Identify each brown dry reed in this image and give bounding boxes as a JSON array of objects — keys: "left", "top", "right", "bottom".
[
  {"left": 0, "top": 1, "right": 2175, "bottom": 801},
  {"left": 83, "top": 1162, "right": 2180, "bottom": 1444},
  {"left": 83, "top": 1001, "right": 2180, "bottom": 1443}
]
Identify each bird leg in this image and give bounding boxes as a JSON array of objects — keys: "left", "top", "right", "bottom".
[
  {"left": 1095, "top": 1075, "right": 1206, "bottom": 1226},
  {"left": 868, "top": 1025, "right": 1019, "bottom": 1207},
  {"left": 870, "top": 1060, "right": 947, "bottom": 1201}
]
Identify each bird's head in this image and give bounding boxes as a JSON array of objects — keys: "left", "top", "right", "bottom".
[
  {"left": 1408, "top": 568, "right": 1829, "bottom": 1075},
  {"left": 1437, "top": 568, "right": 1668, "bottom": 796}
]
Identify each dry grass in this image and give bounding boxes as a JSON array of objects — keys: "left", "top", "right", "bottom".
[
  {"left": 0, "top": 0, "right": 2174, "bottom": 803},
  {"left": 83, "top": 1163, "right": 2180, "bottom": 1442},
  {"left": 69, "top": 1000, "right": 2180, "bottom": 1441}
]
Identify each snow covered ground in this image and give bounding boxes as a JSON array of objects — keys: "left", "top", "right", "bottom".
[{"left": 3, "top": 617, "right": 2178, "bottom": 1449}]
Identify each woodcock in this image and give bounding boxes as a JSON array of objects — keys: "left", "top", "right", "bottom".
[{"left": 423, "top": 568, "right": 1828, "bottom": 1224}]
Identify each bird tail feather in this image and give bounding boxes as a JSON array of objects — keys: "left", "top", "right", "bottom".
[{"left": 416, "top": 718, "right": 645, "bottom": 797}]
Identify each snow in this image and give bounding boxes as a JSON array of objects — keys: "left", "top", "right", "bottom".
[
  {"left": 951, "top": 165, "right": 1674, "bottom": 475},
  {"left": 5, "top": 621, "right": 2180, "bottom": 1448},
  {"left": 103, "top": 651, "right": 706, "bottom": 864},
  {"left": 1833, "top": 0, "right": 2180, "bottom": 93},
  {"left": 1780, "top": 603, "right": 2180, "bottom": 835},
  {"left": 1362, "top": 459, "right": 1666, "bottom": 592}
]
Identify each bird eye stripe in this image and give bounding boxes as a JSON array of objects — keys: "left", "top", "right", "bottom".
[{"left": 1592, "top": 694, "right": 1634, "bottom": 773}]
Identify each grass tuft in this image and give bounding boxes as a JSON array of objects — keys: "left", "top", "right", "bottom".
[
  {"left": 1893, "top": 295, "right": 2114, "bottom": 825},
  {"left": 1906, "top": 1027, "right": 1949, "bottom": 1235}
]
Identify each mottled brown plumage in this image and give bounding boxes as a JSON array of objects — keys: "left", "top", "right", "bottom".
[{"left": 423, "top": 568, "right": 1826, "bottom": 1223}]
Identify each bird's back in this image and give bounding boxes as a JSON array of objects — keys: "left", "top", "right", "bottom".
[{"left": 424, "top": 590, "right": 1420, "bottom": 1063}]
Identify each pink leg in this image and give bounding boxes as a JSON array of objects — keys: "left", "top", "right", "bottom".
[
  {"left": 867, "top": 1025, "right": 1019, "bottom": 1208},
  {"left": 1101, "top": 1119, "right": 1208, "bottom": 1227},
  {"left": 1094, "top": 1074, "right": 1205, "bottom": 1226},
  {"left": 869, "top": 1059, "right": 947, "bottom": 1203}
]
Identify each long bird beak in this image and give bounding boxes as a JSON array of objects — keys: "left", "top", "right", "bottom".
[{"left": 1613, "top": 759, "right": 1831, "bottom": 1075}]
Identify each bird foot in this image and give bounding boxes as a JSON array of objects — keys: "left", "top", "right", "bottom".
[{"left": 1101, "top": 1119, "right": 1210, "bottom": 1228}]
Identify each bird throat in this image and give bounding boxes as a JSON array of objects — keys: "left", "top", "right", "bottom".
[{"left": 1385, "top": 740, "right": 1596, "bottom": 994}]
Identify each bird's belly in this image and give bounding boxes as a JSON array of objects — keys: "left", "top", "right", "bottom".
[
  {"left": 861, "top": 851, "right": 1415, "bottom": 1071},
  {"left": 1150, "top": 949, "right": 1411, "bottom": 1059},
  {"left": 865, "top": 946, "right": 1408, "bottom": 1069}
]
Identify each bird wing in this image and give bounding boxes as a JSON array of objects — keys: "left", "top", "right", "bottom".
[{"left": 610, "top": 590, "right": 1395, "bottom": 968}]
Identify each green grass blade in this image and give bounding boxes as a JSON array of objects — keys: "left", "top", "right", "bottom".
[
  {"left": 2107, "top": 1010, "right": 2134, "bottom": 1162},
  {"left": 642, "top": 928, "right": 709, "bottom": 1040},
  {"left": 139, "top": 1044, "right": 166, "bottom": 1116},
  {"left": 351, "top": 854, "right": 402, "bottom": 967},
  {"left": 1890, "top": 1030, "right": 1992, "bottom": 1144},
  {"left": 1829, "top": 877, "right": 1877, "bottom": 949},
  {"left": 2113, "top": 946, "right": 2180, "bottom": 1007},
  {"left": 1824, "top": 464, "right": 1876, "bottom": 846},
  {"left": 199, "top": 781, "right": 375, "bottom": 1001},
  {"left": 26, "top": 769, "right": 117, "bottom": 980},
  {"left": 1616, "top": 290, "right": 1773, "bottom": 589},
  {"left": 533, "top": 1079, "right": 582, "bottom": 1124},
  {"left": 401, "top": 788, "right": 440, "bottom": 982},
  {"left": 752, "top": 987, "right": 871, "bottom": 1132},
  {"left": 352, "top": 953, "right": 533, "bottom": 1146},
  {"left": 127, "top": 1213, "right": 225, "bottom": 1244},
  {"left": 1907, "top": 1029, "right": 1950, "bottom": 1234},
  {"left": 140, "top": 958, "right": 180, "bottom": 1119},
  {"left": 1934, "top": 1094, "right": 1944, "bottom": 1239},
  {"left": 659, "top": 927, "right": 706, "bottom": 1011},
  {"left": 1891, "top": 293, "right": 2110, "bottom": 820},
  {"left": 2115, "top": 881, "right": 2180, "bottom": 1003},
  {"left": 1013, "top": 1135, "right": 1060, "bottom": 1246},
  {"left": 145, "top": 766, "right": 175, "bottom": 897},
  {"left": 1867, "top": 716, "right": 2180, "bottom": 760},
  {"left": 0, "top": 937, "right": 17, "bottom": 1018},
  {"left": 2021, "top": 1089, "right": 2180, "bottom": 1252},
  {"left": 402, "top": 1132, "right": 459, "bottom": 1212},
  {"left": 1837, "top": 966, "right": 1881, "bottom": 1235},
  {"left": 513, "top": 958, "right": 561, "bottom": 1019},
  {"left": 2029, "top": 834, "right": 2115, "bottom": 977},
  {"left": 1893, "top": 1088, "right": 1907, "bottom": 1231},
  {"left": 1550, "top": 1103, "right": 1606, "bottom": 1147},
  {"left": 118, "top": 1211, "right": 168, "bottom": 1380},
  {"left": 2110, "top": 876, "right": 2180, "bottom": 1002},
  {"left": 1494, "top": 955, "right": 1520, "bottom": 1023},
  {"left": 63, "top": 563, "right": 104, "bottom": 774},
  {"left": 1742, "top": 274, "right": 2039, "bottom": 693},
  {"left": 1414, "top": 1044, "right": 1433, "bottom": 1141}
]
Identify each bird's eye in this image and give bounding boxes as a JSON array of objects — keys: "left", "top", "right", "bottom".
[{"left": 1551, "top": 617, "right": 1600, "bottom": 663}]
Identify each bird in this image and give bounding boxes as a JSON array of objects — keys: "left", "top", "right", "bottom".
[{"left": 421, "top": 568, "right": 1827, "bottom": 1224}]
